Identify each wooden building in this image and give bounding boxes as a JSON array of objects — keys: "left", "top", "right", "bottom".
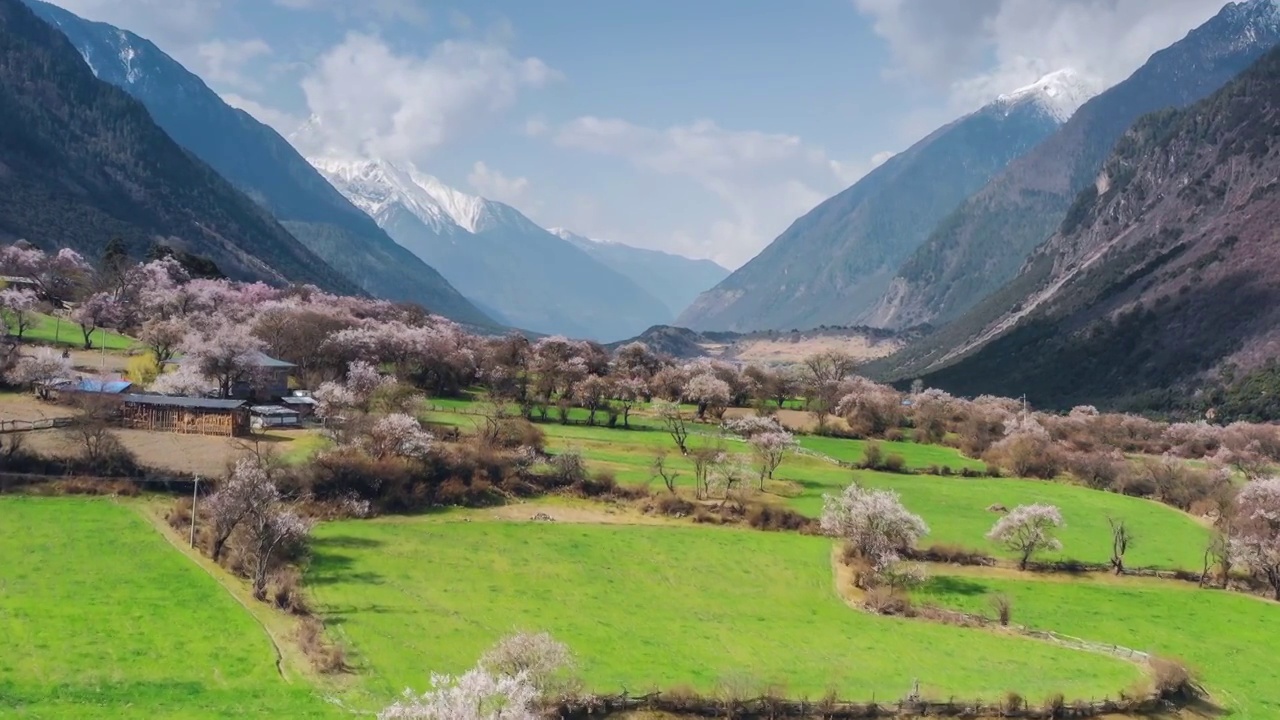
[
  {"left": 164, "top": 351, "right": 296, "bottom": 401},
  {"left": 120, "top": 395, "right": 249, "bottom": 437}
]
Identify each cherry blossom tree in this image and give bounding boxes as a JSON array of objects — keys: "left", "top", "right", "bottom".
[
  {"left": 179, "top": 320, "right": 267, "bottom": 398},
  {"left": 0, "top": 243, "right": 91, "bottom": 306},
  {"left": 365, "top": 413, "right": 434, "bottom": 461},
  {"left": 612, "top": 341, "right": 662, "bottom": 380},
  {"left": 478, "top": 632, "right": 578, "bottom": 698},
  {"left": 683, "top": 372, "right": 731, "bottom": 420},
  {"left": 987, "top": 504, "right": 1065, "bottom": 570},
  {"left": 820, "top": 483, "right": 929, "bottom": 572},
  {"left": 7, "top": 348, "right": 71, "bottom": 399},
  {"left": 0, "top": 288, "right": 38, "bottom": 339},
  {"left": 378, "top": 668, "right": 539, "bottom": 720},
  {"left": 572, "top": 374, "right": 611, "bottom": 426},
  {"left": 245, "top": 502, "right": 312, "bottom": 600},
  {"left": 150, "top": 363, "right": 214, "bottom": 396},
  {"left": 611, "top": 376, "right": 648, "bottom": 429},
  {"left": 205, "top": 456, "right": 279, "bottom": 563},
  {"left": 748, "top": 430, "right": 797, "bottom": 488},
  {"left": 1230, "top": 478, "right": 1280, "bottom": 599},
  {"left": 138, "top": 318, "right": 186, "bottom": 364},
  {"left": 71, "top": 292, "right": 125, "bottom": 349},
  {"left": 834, "top": 377, "right": 904, "bottom": 438}
]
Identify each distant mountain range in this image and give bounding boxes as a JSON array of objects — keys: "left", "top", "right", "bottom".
[
  {"left": 676, "top": 69, "right": 1101, "bottom": 333},
  {"left": 867, "top": 0, "right": 1280, "bottom": 330},
  {"left": 548, "top": 228, "right": 728, "bottom": 318},
  {"left": 310, "top": 157, "right": 677, "bottom": 341},
  {"left": 885, "top": 41, "right": 1280, "bottom": 412},
  {"left": 24, "top": 0, "right": 493, "bottom": 326},
  {"left": 0, "top": 0, "right": 359, "bottom": 294}
]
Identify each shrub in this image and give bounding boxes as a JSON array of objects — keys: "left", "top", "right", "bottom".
[
  {"left": 1065, "top": 450, "right": 1126, "bottom": 490},
  {"left": 989, "top": 593, "right": 1013, "bottom": 626},
  {"left": 296, "top": 616, "right": 348, "bottom": 674},
  {"left": 745, "top": 504, "right": 817, "bottom": 533},
  {"left": 883, "top": 428, "right": 905, "bottom": 442},
  {"left": 1150, "top": 657, "right": 1199, "bottom": 699},
  {"left": 653, "top": 494, "right": 696, "bottom": 517},
  {"left": 863, "top": 586, "right": 910, "bottom": 615},
  {"left": 882, "top": 453, "right": 907, "bottom": 474},
  {"left": 858, "top": 442, "right": 883, "bottom": 470},
  {"left": 268, "top": 568, "right": 310, "bottom": 615}
]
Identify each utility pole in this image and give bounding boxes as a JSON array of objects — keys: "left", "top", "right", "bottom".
[
  {"left": 1020, "top": 394, "right": 1028, "bottom": 421},
  {"left": 189, "top": 475, "right": 200, "bottom": 548}
]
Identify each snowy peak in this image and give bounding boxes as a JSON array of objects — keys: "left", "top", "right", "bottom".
[
  {"left": 549, "top": 227, "right": 616, "bottom": 246},
  {"left": 995, "top": 68, "right": 1102, "bottom": 122}
]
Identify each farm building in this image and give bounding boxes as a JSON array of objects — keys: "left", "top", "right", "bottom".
[
  {"left": 165, "top": 351, "right": 296, "bottom": 401},
  {"left": 280, "top": 391, "right": 318, "bottom": 419},
  {"left": 249, "top": 405, "right": 301, "bottom": 429},
  {"left": 120, "top": 395, "right": 249, "bottom": 437}
]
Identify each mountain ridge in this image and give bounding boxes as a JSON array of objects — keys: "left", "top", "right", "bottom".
[
  {"left": 25, "top": 0, "right": 494, "bottom": 326},
  {"left": 675, "top": 68, "right": 1092, "bottom": 333}
]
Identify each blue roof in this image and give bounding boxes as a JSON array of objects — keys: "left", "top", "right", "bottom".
[{"left": 77, "top": 379, "right": 133, "bottom": 394}]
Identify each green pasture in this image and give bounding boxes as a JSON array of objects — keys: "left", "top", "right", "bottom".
[
  {"left": 421, "top": 404, "right": 1209, "bottom": 569},
  {"left": 917, "top": 569, "right": 1280, "bottom": 718},
  {"left": 3, "top": 311, "right": 137, "bottom": 350},
  {"left": 0, "top": 497, "right": 336, "bottom": 719},
  {"left": 306, "top": 517, "right": 1140, "bottom": 703}
]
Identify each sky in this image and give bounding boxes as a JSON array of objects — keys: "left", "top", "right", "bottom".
[{"left": 47, "top": 0, "right": 1233, "bottom": 269}]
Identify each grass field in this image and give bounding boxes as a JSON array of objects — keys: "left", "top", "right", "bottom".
[
  {"left": 4, "top": 312, "right": 136, "bottom": 350},
  {"left": 306, "top": 517, "right": 1141, "bottom": 703},
  {"left": 0, "top": 497, "right": 337, "bottom": 719},
  {"left": 917, "top": 567, "right": 1280, "bottom": 718},
  {"left": 421, "top": 404, "right": 1210, "bottom": 569}
]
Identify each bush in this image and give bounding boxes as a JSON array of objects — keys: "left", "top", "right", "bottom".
[
  {"left": 863, "top": 586, "right": 910, "bottom": 615},
  {"left": 883, "top": 428, "right": 905, "bottom": 442},
  {"left": 573, "top": 471, "right": 618, "bottom": 498},
  {"left": 858, "top": 442, "right": 883, "bottom": 470},
  {"left": 745, "top": 504, "right": 817, "bottom": 533},
  {"left": 1150, "top": 657, "right": 1200, "bottom": 699},
  {"left": 989, "top": 593, "right": 1013, "bottom": 626},
  {"left": 296, "top": 616, "right": 348, "bottom": 674},
  {"left": 882, "top": 453, "right": 907, "bottom": 474},
  {"left": 268, "top": 568, "right": 311, "bottom": 615},
  {"left": 653, "top": 494, "right": 696, "bottom": 517}
]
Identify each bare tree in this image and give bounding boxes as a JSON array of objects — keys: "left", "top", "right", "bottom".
[
  {"left": 1108, "top": 517, "right": 1133, "bottom": 574},
  {"left": 749, "top": 430, "right": 797, "bottom": 490},
  {"left": 654, "top": 400, "right": 690, "bottom": 454},
  {"left": 689, "top": 446, "right": 724, "bottom": 500},
  {"left": 650, "top": 452, "right": 681, "bottom": 493}
]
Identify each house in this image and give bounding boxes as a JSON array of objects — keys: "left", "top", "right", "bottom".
[
  {"left": 165, "top": 351, "right": 296, "bottom": 401},
  {"left": 249, "top": 404, "right": 301, "bottom": 429},
  {"left": 119, "top": 395, "right": 249, "bottom": 437},
  {"left": 280, "top": 391, "right": 318, "bottom": 419}
]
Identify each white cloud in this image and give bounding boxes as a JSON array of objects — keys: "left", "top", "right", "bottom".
[
  {"left": 272, "top": 0, "right": 430, "bottom": 26},
  {"left": 554, "top": 117, "right": 876, "bottom": 266},
  {"left": 855, "top": 0, "right": 1225, "bottom": 111},
  {"left": 467, "top": 161, "right": 531, "bottom": 206},
  {"left": 523, "top": 115, "right": 549, "bottom": 137},
  {"left": 870, "top": 150, "right": 895, "bottom": 167},
  {"left": 195, "top": 39, "right": 272, "bottom": 91},
  {"left": 221, "top": 92, "right": 303, "bottom": 134},
  {"left": 295, "top": 32, "right": 558, "bottom": 161}
]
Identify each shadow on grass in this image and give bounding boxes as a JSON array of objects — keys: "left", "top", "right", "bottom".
[{"left": 924, "top": 575, "right": 989, "bottom": 597}]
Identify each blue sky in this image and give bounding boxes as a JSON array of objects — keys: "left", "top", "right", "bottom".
[{"left": 50, "top": 0, "right": 1229, "bottom": 268}]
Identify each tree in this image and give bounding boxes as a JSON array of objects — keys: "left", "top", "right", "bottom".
[
  {"left": 0, "top": 288, "right": 38, "bottom": 339},
  {"left": 138, "top": 318, "right": 186, "bottom": 364},
  {"left": 612, "top": 376, "right": 648, "bottom": 429},
  {"left": 7, "top": 349, "right": 71, "bottom": 400},
  {"left": 151, "top": 363, "right": 213, "bottom": 396},
  {"left": 820, "top": 482, "right": 928, "bottom": 572},
  {"left": 244, "top": 502, "right": 312, "bottom": 600},
  {"left": 987, "top": 504, "right": 1064, "bottom": 570},
  {"left": 683, "top": 372, "right": 731, "bottom": 420},
  {"left": 709, "top": 454, "right": 752, "bottom": 509},
  {"left": 1229, "top": 477, "right": 1280, "bottom": 600},
  {"left": 71, "top": 292, "right": 124, "bottom": 349},
  {"left": 689, "top": 446, "right": 725, "bottom": 500},
  {"left": 180, "top": 320, "right": 267, "bottom": 398},
  {"left": 378, "top": 667, "right": 540, "bottom": 720},
  {"left": 748, "top": 431, "right": 797, "bottom": 489},
  {"left": 478, "top": 632, "right": 578, "bottom": 699},
  {"left": 650, "top": 452, "right": 681, "bottom": 493},
  {"left": 1108, "top": 517, "right": 1134, "bottom": 574},
  {"left": 204, "top": 456, "right": 279, "bottom": 563},
  {"left": 573, "top": 375, "right": 611, "bottom": 426},
  {"left": 654, "top": 400, "right": 690, "bottom": 454},
  {"left": 364, "top": 413, "right": 434, "bottom": 460}
]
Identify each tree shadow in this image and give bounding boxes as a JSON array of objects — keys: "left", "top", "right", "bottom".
[{"left": 925, "top": 575, "right": 989, "bottom": 597}]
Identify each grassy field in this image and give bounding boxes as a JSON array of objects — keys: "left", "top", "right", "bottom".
[
  {"left": 4, "top": 312, "right": 137, "bottom": 350},
  {"left": 0, "top": 497, "right": 337, "bottom": 719},
  {"left": 421, "top": 404, "right": 1210, "bottom": 569},
  {"left": 917, "top": 567, "right": 1280, "bottom": 718},
  {"left": 306, "top": 517, "right": 1141, "bottom": 703}
]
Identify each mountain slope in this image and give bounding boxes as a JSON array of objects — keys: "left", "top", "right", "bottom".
[
  {"left": 312, "top": 159, "right": 672, "bottom": 341},
  {"left": 869, "top": 0, "right": 1280, "bottom": 330},
  {"left": 0, "top": 0, "right": 360, "bottom": 293},
  {"left": 903, "top": 44, "right": 1280, "bottom": 411},
  {"left": 675, "top": 70, "right": 1096, "bottom": 333},
  {"left": 549, "top": 228, "right": 729, "bottom": 318},
  {"left": 25, "top": 0, "right": 492, "bottom": 326}
]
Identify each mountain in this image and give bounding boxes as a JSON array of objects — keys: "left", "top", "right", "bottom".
[
  {"left": 0, "top": 0, "right": 360, "bottom": 293},
  {"left": 24, "top": 0, "right": 493, "bottom": 326},
  {"left": 548, "top": 228, "right": 729, "bottom": 318},
  {"left": 674, "top": 69, "right": 1099, "bottom": 333},
  {"left": 311, "top": 158, "right": 672, "bottom": 341},
  {"left": 890, "top": 43, "right": 1280, "bottom": 412},
  {"left": 867, "top": 0, "right": 1280, "bottom": 330}
]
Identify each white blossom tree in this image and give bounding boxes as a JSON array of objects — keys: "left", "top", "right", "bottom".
[
  {"left": 748, "top": 430, "right": 797, "bottom": 489},
  {"left": 365, "top": 413, "right": 434, "bottom": 461},
  {"left": 820, "top": 483, "right": 929, "bottom": 572},
  {"left": 478, "top": 632, "right": 578, "bottom": 698},
  {"left": 204, "top": 456, "right": 279, "bottom": 563},
  {"left": 0, "top": 288, "right": 39, "bottom": 339},
  {"left": 7, "top": 348, "right": 71, "bottom": 400},
  {"left": 987, "top": 504, "right": 1064, "bottom": 570},
  {"left": 683, "top": 372, "right": 731, "bottom": 420},
  {"left": 1230, "top": 478, "right": 1280, "bottom": 599},
  {"left": 378, "top": 668, "right": 540, "bottom": 720},
  {"left": 245, "top": 504, "right": 312, "bottom": 601}
]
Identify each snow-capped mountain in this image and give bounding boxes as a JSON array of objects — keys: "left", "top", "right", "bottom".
[
  {"left": 311, "top": 157, "right": 673, "bottom": 340},
  {"left": 548, "top": 228, "right": 729, "bottom": 317},
  {"left": 995, "top": 68, "right": 1103, "bottom": 122}
]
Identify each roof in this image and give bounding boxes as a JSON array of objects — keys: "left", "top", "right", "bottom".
[
  {"left": 280, "top": 396, "right": 317, "bottom": 406},
  {"left": 165, "top": 350, "right": 296, "bottom": 369},
  {"left": 249, "top": 405, "right": 300, "bottom": 416},
  {"left": 124, "top": 395, "right": 246, "bottom": 410},
  {"left": 76, "top": 379, "right": 133, "bottom": 394}
]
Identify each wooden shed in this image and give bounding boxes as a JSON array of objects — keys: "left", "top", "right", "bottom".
[{"left": 120, "top": 395, "right": 249, "bottom": 437}]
